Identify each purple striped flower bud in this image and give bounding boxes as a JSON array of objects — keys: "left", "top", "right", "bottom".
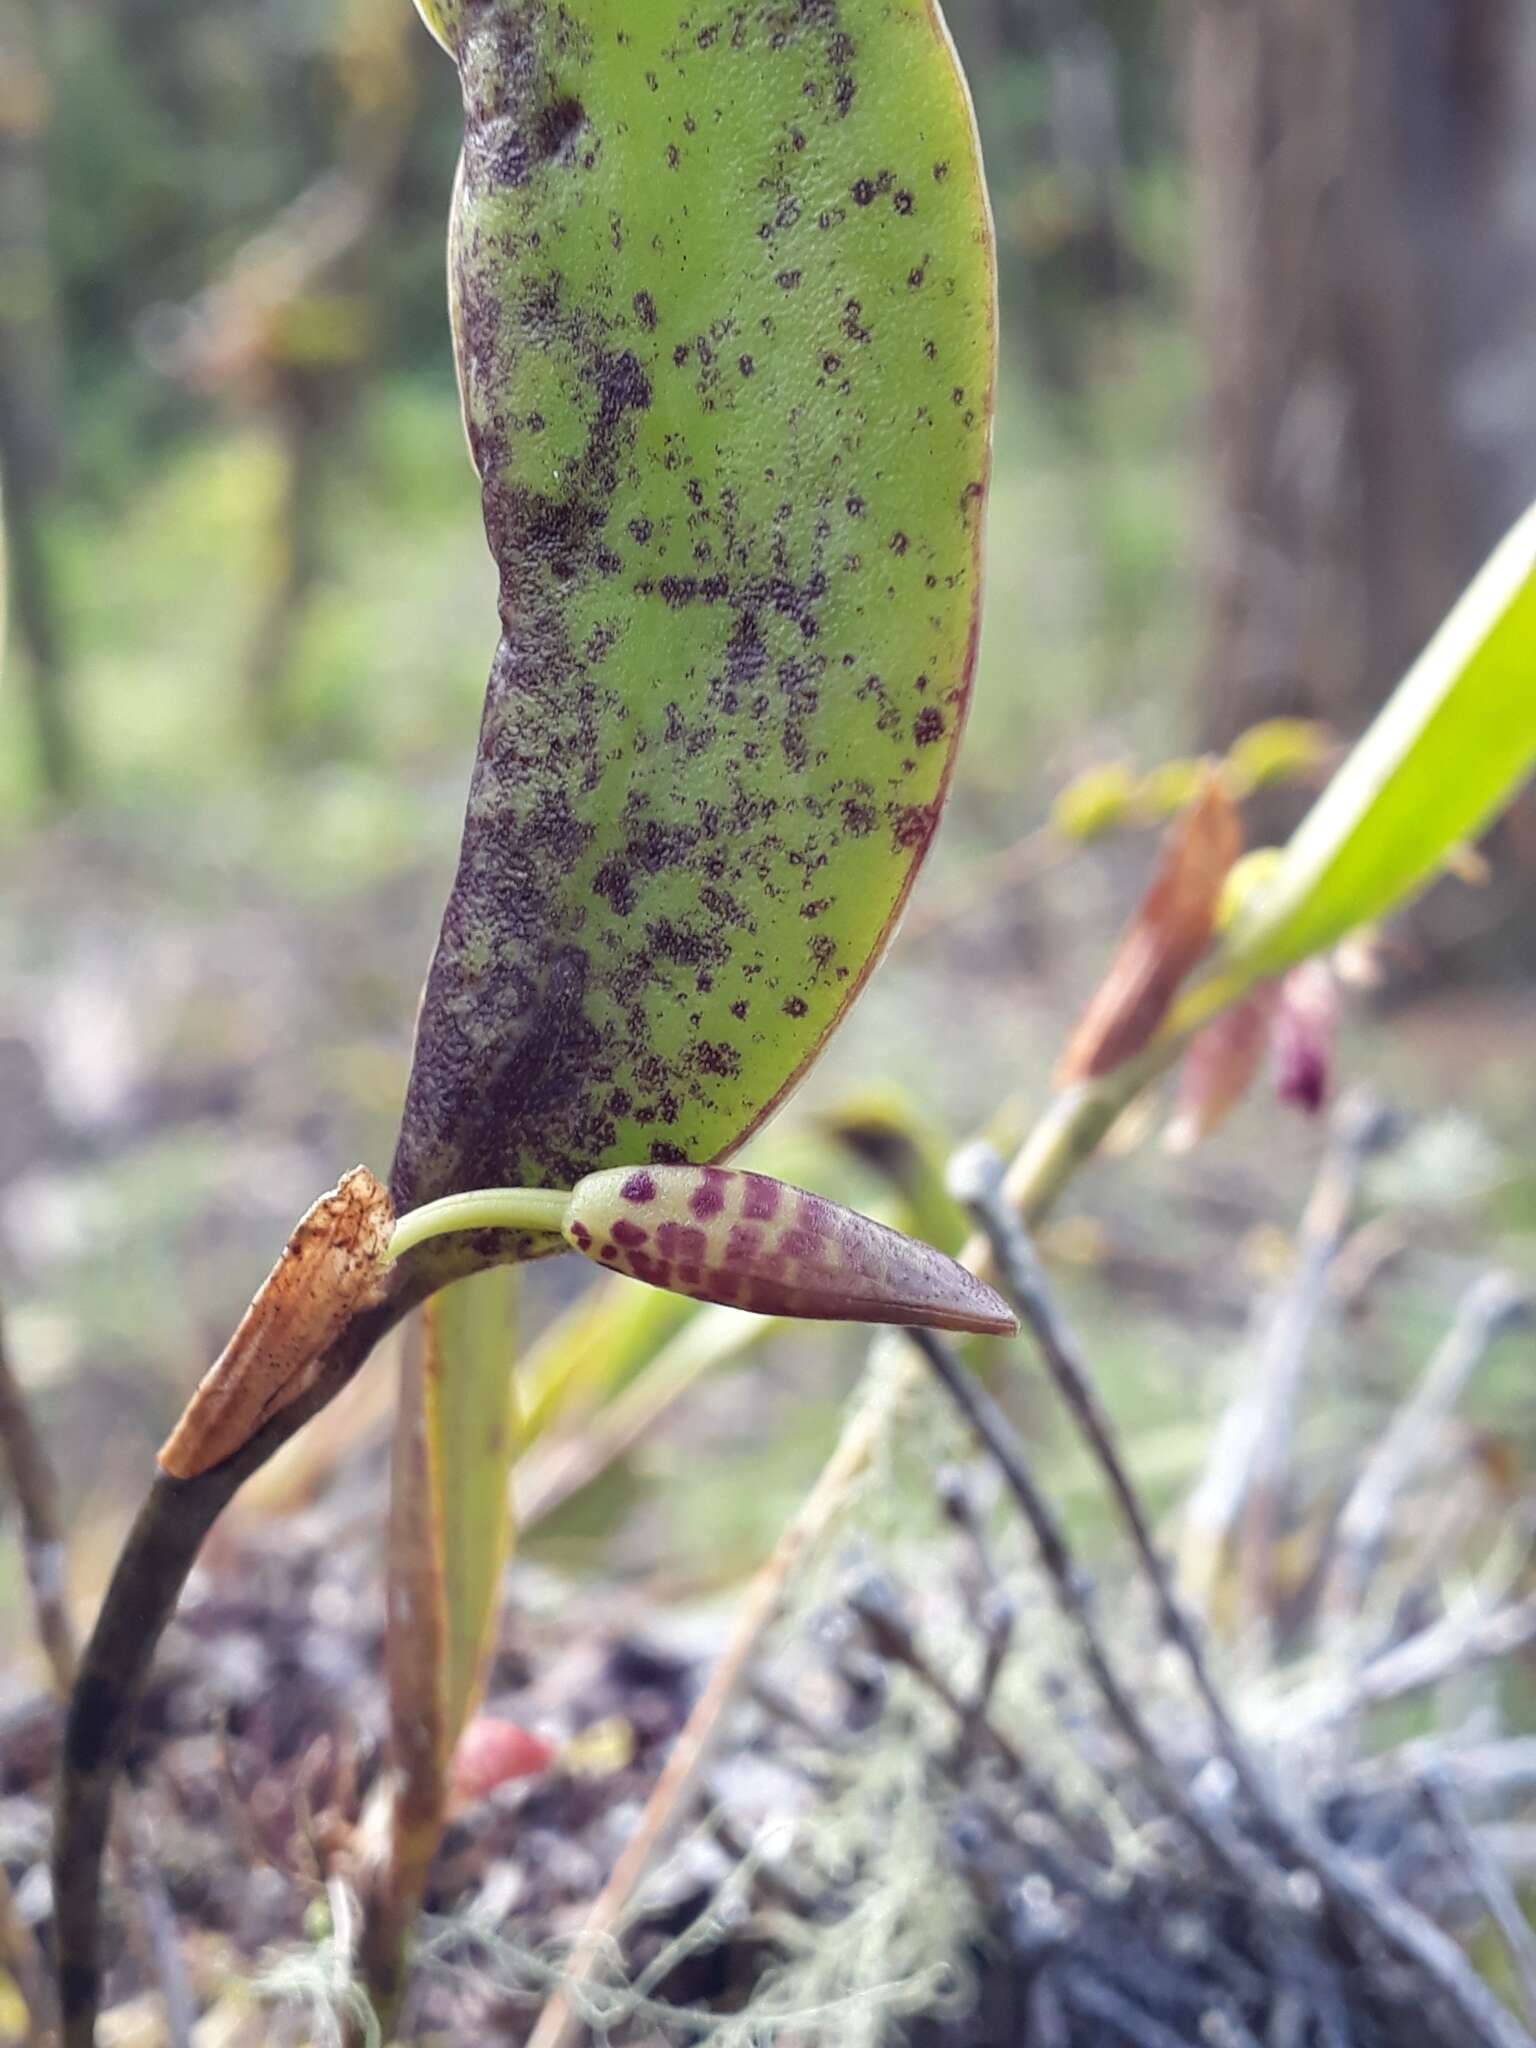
[{"left": 562, "top": 1166, "right": 1017, "bottom": 1337}]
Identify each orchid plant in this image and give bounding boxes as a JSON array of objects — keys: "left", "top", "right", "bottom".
[{"left": 44, "top": 1, "right": 1536, "bottom": 2040}]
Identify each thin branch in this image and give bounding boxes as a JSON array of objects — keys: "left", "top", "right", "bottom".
[
  {"left": 1325, "top": 1273, "right": 1530, "bottom": 1622},
  {"left": 1240, "top": 1091, "right": 1394, "bottom": 1620},
  {"left": 1350, "top": 1738, "right": 1536, "bottom": 1812},
  {"left": 121, "top": 1847, "right": 197, "bottom": 2048},
  {"left": 949, "top": 1143, "right": 1257, "bottom": 1754},
  {"left": 1061, "top": 1967, "right": 1199, "bottom": 2048},
  {"left": 1424, "top": 1768, "right": 1536, "bottom": 2031},
  {"left": 1311, "top": 1847, "right": 1536, "bottom": 2048},
  {"left": 933, "top": 1163, "right": 1536, "bottom": 2048},
  {"left": 1178, "top": 1091, "right": 1393, "bottom": 1619},
  {"left": 1279, "top": 1594, "right": 1536, "bottom": 1740},
  {"left": 905, "top": 1325, "right": 1274, "bottom": 1896},
  {"left": 1482, "top": 1830, "right": 1536, "bottom": 1886},
  {"left": 841, "top": 1568, "right": 1079, "bottom": 1835}
]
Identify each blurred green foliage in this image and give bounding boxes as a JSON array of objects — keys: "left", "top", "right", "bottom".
[
  {"left": 1, "top": 0, "right": 1199, "bottom": 827},
  {"left": 38, "top": 0, "right": 461, "bottom": 457},
  {"left": 24, "top": 0, "right": 1176, "bottom": 487}
]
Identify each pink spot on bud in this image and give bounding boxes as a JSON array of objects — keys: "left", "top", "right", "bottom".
[
  {"left": 676, "top": 1262, "right": 703, "bottom": 1286},
  {"left": 611, "top": 1218, "right": 649, "bottom": 1248},
  {"left": 657, "top": 1221, "right": 708, "bottom": 1261},
  {"left": 746, "top": 1275, "right": 801, "bottom": 1314},
  {"left": 568, "top": 1220, "right": 592, "bottom": 1250},
  {"left": 690, "top": 1169, "right": 729, "bottom": 1219},
  {"left": 724, "top": 1225, "right": 761, "bottom": 1264},
  {"left": 628, "top": 1250, "right": 675, "bottom": 1289},
  {"left": 599, "top": 1242, "right": 618, "bottom": 1261},
  {"left": 780, "top": 1227, "right": 827, "bottom": 1260},
  {"left": 742, "top": 1175, "right": 781, "bottom": 1221},
  {"left": 621, "top": 1172, "right": 658, "bottom": 1204}
]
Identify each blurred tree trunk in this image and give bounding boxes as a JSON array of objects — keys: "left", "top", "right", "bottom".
[
  {"left": 0, "top": 0, "right": 76, "bottom": 800},
  {"left": 1186, "top": 0, "right": 1536, "bottom": 973}
]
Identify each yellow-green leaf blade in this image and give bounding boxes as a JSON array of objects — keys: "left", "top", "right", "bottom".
[
  {"left": 424, "top": 1266, "right": 520, "bottom": 1741},
  {"left": 1218, "top": 500, "right": 1536, "bottom": 984}
]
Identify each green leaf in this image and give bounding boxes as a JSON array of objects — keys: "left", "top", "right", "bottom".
[
  {"left": 517, "top": 1296, "right": 777, "bottom": 1532},
  {"left": 517, "top": 1275, "right": 694, "bottom": 1444},
  {"left": 1208, "top": 500, "right": 1536, "bottom": 991},
  {"left": 421, "top": 1267, "right": 520, "bottom": 1741},
  {"left": 411, "top": 0, "right": 453, "bottom": 52},
  {"left": 391, "top": 1, "right": 997, "bottom": 1269},
  {"left": 370, "top": 1267, "right": 519, "bottom": 2018},
  {"left": 384, "top": 1267, "right": 520, "bottom": 1810}
]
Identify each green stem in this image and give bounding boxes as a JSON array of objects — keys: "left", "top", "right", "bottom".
[
  {"left": 386, "top": 1186, "right": 571, "bottom": 1264},
  {"left": 1000, "top": 1036, "right": 1185, "bottom": 1231}
]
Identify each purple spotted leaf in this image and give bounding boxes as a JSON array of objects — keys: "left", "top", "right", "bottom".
[
  {"left": 562, "top": 1164, "right": 1016, "bottom": 1337},
  {"left": 391, "top": 2, "right": 997, "bottom": 1278}
]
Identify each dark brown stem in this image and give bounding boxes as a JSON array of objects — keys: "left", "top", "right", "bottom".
[
  {"left": 842, "top": 1568, "right": 1082, "bottom": 1843},
  {"left": 52, "top": 1283, "right": 423, "bottom": 2048}
]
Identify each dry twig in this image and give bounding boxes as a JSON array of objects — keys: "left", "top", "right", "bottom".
[
  {"left": 941, "top": 1151, "right": 1536, "bottom": 2048},
  {"left": 906, "top": 1325, "right": 1275, "bottom": 1895},
  {"left": 1325, "top": 1273, "right": 1530, "bottom": 1622},
  {"left": 1424, "top": 1767, "right": 1536, "bottom": 2030},
  {"left": 842, "top": 1567, "right": 1082, "bottom": 1841},
  {"left": 1281, "top": 1593, "right": 1536, "bottom": 1740},
  {"left": 1179, "top": 1091, "right": 1394, "bottom": 1619}
]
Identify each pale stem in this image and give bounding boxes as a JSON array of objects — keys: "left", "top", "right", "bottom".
[{"left": 386, "top": 1186, "right": 571, "bottom": 1263}]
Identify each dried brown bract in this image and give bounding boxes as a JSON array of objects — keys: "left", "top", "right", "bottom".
[
  {"left": 1056, "top": 771, "right": 1242, "bottom": 1086},
  {"left": 158, "top": 1167, "right": 395, "bottom": 1480}
]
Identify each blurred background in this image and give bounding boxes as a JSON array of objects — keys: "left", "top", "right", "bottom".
[{"left": 3, "top": 0, "right": 1536, "bottom": 1625}]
